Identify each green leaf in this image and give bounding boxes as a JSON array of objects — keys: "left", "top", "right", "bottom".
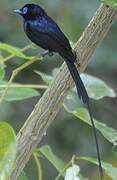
[
  {"left": 78, "top": 156, "right": 117, "bottom": 180},
  {"left": 0, "top": 68, "right": 5, "bottom": 81},
  {"left": 65, "top": 165, "right": 80, "bottom": 180},
  {"left": 4, "top": 88, "right": 39, "bottom": 101},
  {"left": 0, "top": 43, "right": 33, "bottom": 59},
  {"left": 36, "top": 72, "right": 116, "bottom": 100},
  {"left": 0, "top": 82, "right": 40, "bottom": 101},
  {"left": 0, "top": 52, "right": 4, "bottom": 61},
  {"left": 80, "top": 74, "right": 116, "bottom": 100},
  {"left": 64, "top": 105, "right": 117, "bottom": 144},
  {"left": 69, "top": 41, "right": 77, "bottom": 49},
  {"left": 0, "top": 122, "right": 17, "bottom": 179},
  {"left": 18, "top": 171, "right": 28, "bottom": 180},
  {"left": 39, "top": 145, "right": 66, "bottom": 173},
  {"left": 35, "top": 71, "right": 53, "bottom": 84},
  {"left": 101, "top": 0, "right": 117, "bottom": 7}
]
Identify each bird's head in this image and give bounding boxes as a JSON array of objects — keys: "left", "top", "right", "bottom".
[{"left": 14, "top": 4, "right": 45, "bottom": 20}]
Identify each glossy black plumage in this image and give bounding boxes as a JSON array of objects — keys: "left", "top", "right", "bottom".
[{"left": 14, "top": 4, "right": 103, "bottom": 177}]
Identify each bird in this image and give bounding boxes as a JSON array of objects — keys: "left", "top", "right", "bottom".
[{"left": 14, "top": 4, "right": 103, "bottom": 177}]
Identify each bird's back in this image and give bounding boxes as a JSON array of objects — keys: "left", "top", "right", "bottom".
[{"left": 24, "top": 14, "right": 75, "bottom": 60}]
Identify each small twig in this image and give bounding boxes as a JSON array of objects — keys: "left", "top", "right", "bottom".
[
  {"left": 2, "top": 44, "right": 34, "bottom": 62},
  {"left": 0, "top": 57, "right": 41, "bottom": 105},
  {"left": 0, "top": 84, "right": 47, "bottom": 89},
  {"left": 55, "top": 160, "right": 72, "bottom": 180},
  {"left": 33, "top": 152, "right": 43, "bottom": 180}
]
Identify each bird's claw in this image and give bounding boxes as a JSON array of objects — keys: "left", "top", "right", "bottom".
[
  {"left": 41, "top": 50, "right": 53, "bottom": 57},
  {"left": 48, "top": 52, "right": 53, "bottom": 56}
]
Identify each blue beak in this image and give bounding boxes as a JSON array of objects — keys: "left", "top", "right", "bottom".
[{"left": 14, "top": 9, "right": 22, "bottom": 15}]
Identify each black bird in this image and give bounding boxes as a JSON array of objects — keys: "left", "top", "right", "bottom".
[{"left": 14, "top": 4, "right": 103, "bottom": 177}]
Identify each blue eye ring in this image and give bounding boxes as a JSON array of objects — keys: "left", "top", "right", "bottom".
[{"left": 23, "top": 7, "right": 28, "bottom": 14}]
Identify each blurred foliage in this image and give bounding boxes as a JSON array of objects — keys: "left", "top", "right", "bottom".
[
  {"left": 0, "top": 0, "right": 117, "bottom": 179},
  {"left": 34, "top": 145, "right": 117, "bottom": 180},
  {"left": 101, "top": 0, "right": 117, "bottom": 7},
  {"left": 0, "top": 122, "right": 17, "bottom": 179}
]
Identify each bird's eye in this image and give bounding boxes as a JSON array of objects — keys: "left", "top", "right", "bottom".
[{"left": 23, "top": 7, "right": 28, "bottom": 14}]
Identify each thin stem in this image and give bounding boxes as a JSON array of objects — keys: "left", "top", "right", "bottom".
[
  {"left": 33, "top": 152, "right": 43, "bottom": 180},
  {"left": 55, "top": 160, "right": 72, "bottom": 180},
  {"left": 71, "top": 155, "right": 76, "bottom": 166},
  {"left": 0, "top": 57, "right": 41, "bottom": 105},
  {"left": 3, "top": 44, "right": 34, "bottom": 62},
  {"left": 0, "top": 84, "right": 48, "bottom": 89}
]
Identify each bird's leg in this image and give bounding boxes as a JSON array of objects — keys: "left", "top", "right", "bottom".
[
  {"left": 41, "top": 50, "right": 53, "bottom": 57},
  {"left": 48, "top": 51, "right": 53, "bottom": 56},
  {"left": 41, "top": 50, "right": 50, "bottom": 57}
]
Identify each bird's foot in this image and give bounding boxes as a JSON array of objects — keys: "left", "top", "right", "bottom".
[
  {"left": 48, "top": 51, "right": 53, "bottom": 56},
  {"left": 41, "top": 50, "right": 53, "bottom": 57},
  {"left": 41, "top": 50, "right": 49, "bottom": 57}
]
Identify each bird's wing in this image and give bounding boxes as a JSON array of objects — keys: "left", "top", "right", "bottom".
[
  {"left": 29, "top": 16, "right": 72, "bottom": 52},
  {"left": 46, "top": 17, "right": 72, "bottom": 51}
]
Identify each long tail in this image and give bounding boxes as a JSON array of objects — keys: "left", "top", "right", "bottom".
[{"left": 65, "top": 59, "right": 103, "bottom": 177}]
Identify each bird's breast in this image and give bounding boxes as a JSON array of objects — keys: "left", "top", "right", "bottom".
[{"left": 23, "top": 20, "right": 53, "bottom": 51}]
